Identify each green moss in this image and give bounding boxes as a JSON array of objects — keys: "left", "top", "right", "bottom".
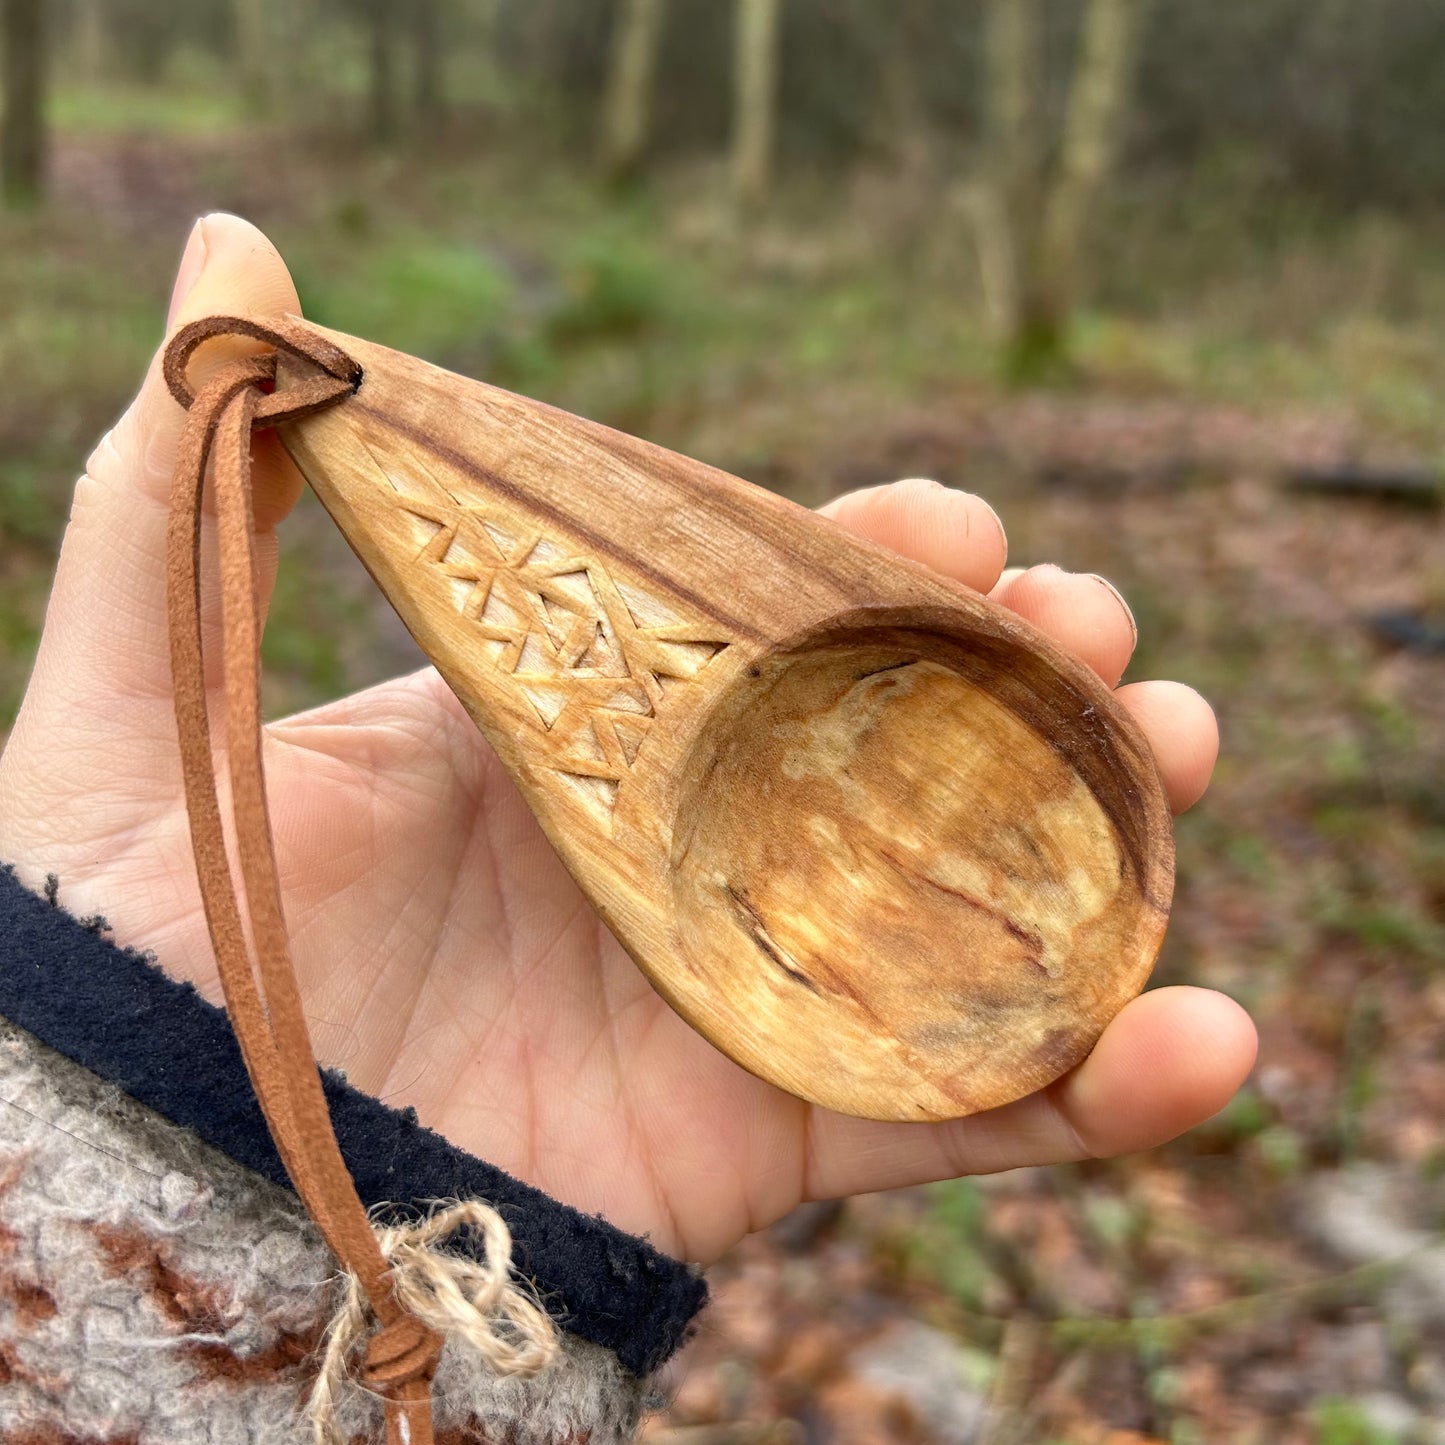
[
  {"left": 295, "top": 240, "right": 513, "bottom": 371},
  {"left": 1313, "top": 1398, "right": 1405, "bottom": 1445},
  {"left": 906, "top": 1180, "right": 994, "bottom": 1311}
]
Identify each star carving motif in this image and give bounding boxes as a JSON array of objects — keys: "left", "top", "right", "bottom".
[{"left": 401, "top": 498, "right": 728, "bottom": 822}]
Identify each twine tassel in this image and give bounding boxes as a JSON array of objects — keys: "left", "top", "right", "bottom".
[{"left": 310, "top": 1201, "right": 560, "bottom": 1445}]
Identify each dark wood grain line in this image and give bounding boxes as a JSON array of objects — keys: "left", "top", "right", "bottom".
[
  {"left": 347, "top": 398, "right": 768, "bottom": 646},
  {"left": 724, "top": 884, "right": 821, "bottom": 994}
]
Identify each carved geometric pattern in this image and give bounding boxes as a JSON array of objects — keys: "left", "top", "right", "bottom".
[{"left": 364, "top": 443, "right": 728, "bottom": 826}]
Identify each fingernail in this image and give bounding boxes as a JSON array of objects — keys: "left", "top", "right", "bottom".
[
  {"left": 1087, "top": 573, "right": 1137, "bottom": 646},
  {"left": 166, "top": 218, "right": 209, "bottom": 331}
]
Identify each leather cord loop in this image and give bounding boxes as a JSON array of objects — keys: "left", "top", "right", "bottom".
[
  {"left": 161, "top": 317, "right": 441, "bottom": 1445},
  {"left": 163, "top": 313, "right": 362, "bottom": 416}
]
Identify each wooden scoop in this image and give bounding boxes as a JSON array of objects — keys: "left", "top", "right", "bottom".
[{"left": 275, "top": 322, "right": 1174, "bottom": 1123}]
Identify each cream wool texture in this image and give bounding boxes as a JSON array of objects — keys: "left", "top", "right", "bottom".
[{"left": 0, "top": 1017, "right": 648, "bottom": 1444}]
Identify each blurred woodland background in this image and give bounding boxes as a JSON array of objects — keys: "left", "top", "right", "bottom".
[{"left": 2, "top": 3, "right": 1445, "bottom": 1443}]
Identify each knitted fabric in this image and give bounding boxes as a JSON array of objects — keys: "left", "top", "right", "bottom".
[
  {"left": 0, "top": 865, "right": 706, "bottom": 1377},
  {"left": 0, "top": 1015, "right": 648, "bottom": 1444}
]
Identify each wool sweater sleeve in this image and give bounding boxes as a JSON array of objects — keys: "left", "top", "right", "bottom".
[{"left": 0, "top": 866, "right": 707, "bottom": 1444}]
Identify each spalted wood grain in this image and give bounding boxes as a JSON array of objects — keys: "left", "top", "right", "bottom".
[{"left": 275, "top": 322, "right": 1174, "bottom": 1122}]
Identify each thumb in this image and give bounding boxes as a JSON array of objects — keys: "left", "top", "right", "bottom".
[
  {"left": 34, "top": 214, "right": 303, "bottom": 713},
  {"left": 103, "top": 210, "right": 306, "bottom": 525},
  {"left": 0, "top": 215, "right": 306, "bottom": 883}
]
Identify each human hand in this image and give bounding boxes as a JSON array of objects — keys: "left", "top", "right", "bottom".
[{"left": 0, "top": 214, "right": 1257, "bottom": 1265}]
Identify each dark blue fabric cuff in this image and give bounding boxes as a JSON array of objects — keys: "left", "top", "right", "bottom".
[{"left": 0, "top": 864, "right": 705, "bottom": 1375}]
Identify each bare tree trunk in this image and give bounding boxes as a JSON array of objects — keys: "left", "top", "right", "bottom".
[
  {"left": 878, "top": 5, "right": 931, "bottom": 179},
  {"left": 730, "top": 0, "right": 782, "bottom": 209},
  {"left": 975, "top": 0, "right": 1044, "bottom": 343},
  {"left": 73, "top": 0, "right": 105, "bottom": 83},
  {"left": 273, "top": 4, "right": 312, "bottom": 123},
  {"left": 869, "top": 7, "right": 938, "bottom": 250},
  {"left": 1025, "top": 0, "right": 1146, "bottom": 365},
  {"left": 412, "top": 0, "right": 443, "bottom": 127},
  {"left": 974, "top": 0, "right": 1146, "bottom": 382},
  {"left": 599, "top": 0, "right": 667, "bottom": 184},
  {"left": 235, "top": 1, "right": 312, "bottom": 122},
  {"left": 1, "top": 0, "right": 46, "bottom": 209},
  {"left": 234, "top": 0, "right": 270, "bottom": 115},
  {"left": 364, "top": 0, "right": 398, "bottom": 144}
]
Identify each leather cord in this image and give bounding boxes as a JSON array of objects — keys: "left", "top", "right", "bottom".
[{"left": 162, "top": 316, "right": 444, "bottom": 1444}]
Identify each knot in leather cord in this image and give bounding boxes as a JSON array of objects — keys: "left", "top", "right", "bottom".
[
  {"left": 363, "top": 1315, "right": 447, "bottom": 1392},
  {"left": 160, "top": 315, "right": 448, "bottom": 1445},
  {"left": 312, "top": 1201, "right": 560, "bottom": 1443}
]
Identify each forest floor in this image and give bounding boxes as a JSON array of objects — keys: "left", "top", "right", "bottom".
[{"left": 2, "top": 110, "right": 1443, "bottom": 1445}]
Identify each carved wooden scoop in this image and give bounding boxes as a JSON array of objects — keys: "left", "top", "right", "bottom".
[{"left": 272, "top": 321, "right": 1174, "bottom": 1123}]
